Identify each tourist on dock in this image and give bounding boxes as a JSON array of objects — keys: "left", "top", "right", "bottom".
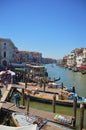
[
  {"left": 13, "top": 91, "right": 21, "bottom": 107},
  {"left": 0, "top": 89, "right": 2, "bottom": 102}
]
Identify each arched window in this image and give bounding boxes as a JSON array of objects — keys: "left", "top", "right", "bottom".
[
  {"left": 3, "top": 51, "right": 6, "bottom": 58},
  {"left": 3, "top": 43, "right": 7, "bottom": 49}
]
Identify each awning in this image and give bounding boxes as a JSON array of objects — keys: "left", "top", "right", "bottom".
[
  {"left": 79, "top": 65, "right": 86, "bottom": 69},
  {"left": 15, "top": 68, "right": 26, "bottom": 72}
]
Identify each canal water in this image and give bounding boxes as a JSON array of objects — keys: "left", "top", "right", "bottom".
[
  {"left": 29, "top": 64, "right": 86, "bottom": 130},
  {"left": 45, "top": 64, "right": 86, "bottom": 97}
]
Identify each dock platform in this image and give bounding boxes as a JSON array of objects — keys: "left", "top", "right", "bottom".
[{"left": 0, "top": 84, "right": 74, "bottom": 130}]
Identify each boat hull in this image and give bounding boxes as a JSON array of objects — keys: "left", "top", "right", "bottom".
[{"left": 29, "top": 94, "right": 86, "bottom": 108}]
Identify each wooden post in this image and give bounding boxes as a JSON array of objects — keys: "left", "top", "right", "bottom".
[
  {"left": 27, "top": 95, "right": 30, "bottom": 114},
  {"left": 22, "top": 89, "right": 25, "bottom": 106},
  {"left": 73, "top": 97, "right": 77, "bottom": 127},
  {"left": 25, "top": 78, "right": 27, "bottom": 89},
  {"left": 80, "top": 103, "right": 84, "bottom": 130},
  {"left": 52, "top": 94, "right": 56, "bottom": 113},
  {"left": 61, "top": 82, "right": 63, "bottom": 89},
  {"left": 43, "top": 82, "right": 46, "bottom": 92}
]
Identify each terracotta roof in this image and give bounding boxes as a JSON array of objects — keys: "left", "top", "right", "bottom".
[{"left": 0, "top": 38, "right": 8, "bottom": 42}]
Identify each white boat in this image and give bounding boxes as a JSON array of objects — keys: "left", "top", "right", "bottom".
[
  {"left": 0, "top": 125, "right": 37, "bottom": 130},
  {"left": 12, "top": 112, "right": 47, "bottom": 129}
]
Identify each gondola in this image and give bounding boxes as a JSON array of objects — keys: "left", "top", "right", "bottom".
[{"left": 48, "top": 77, "right": 61, "bottom": 83}]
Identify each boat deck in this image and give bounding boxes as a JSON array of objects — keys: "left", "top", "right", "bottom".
[{"left": 30, "top": 92, "right": 59, "bottom": 100}]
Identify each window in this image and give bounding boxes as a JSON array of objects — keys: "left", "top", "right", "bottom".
[
  {"left": 3, "top": 43, "right": 7, "bottom": 49},
  {"left": 3, "top": 51, "right": 6, "bottom": 58},
  {"left": 4, "top": 43, "right": 6, "bottom": 45}
]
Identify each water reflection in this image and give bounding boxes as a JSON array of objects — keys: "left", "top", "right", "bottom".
[{"left": 45, "top": 64, "right": 86, "bottom": 97}]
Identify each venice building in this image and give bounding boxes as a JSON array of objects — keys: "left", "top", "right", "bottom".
[
  {"left": 0, "top": 38, "right": 43, "bottom": 67},
  {"left": 0, "top": 38, "right": 18, "bottom": 66},
  {"left": 0, "top": 38, "right": 52, "bottom": 67}
]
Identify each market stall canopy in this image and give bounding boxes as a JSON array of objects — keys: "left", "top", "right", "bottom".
[
  {"left": 0, "top": 71, "right": 6, "bottom": 75},
  {"left": 7, "top": 70, "right": 15, "bottom": 75},
  {"left": 0, "top": 70, "right": 15, "bottom": 76}
]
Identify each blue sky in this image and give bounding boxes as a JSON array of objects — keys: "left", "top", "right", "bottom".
[{"left": 0, "top": 0, "right": 86, "bottom": 59}]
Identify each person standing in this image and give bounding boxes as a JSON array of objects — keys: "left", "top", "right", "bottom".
[{"left": 13, "top": 91, "right": 21, "bottom": 107}]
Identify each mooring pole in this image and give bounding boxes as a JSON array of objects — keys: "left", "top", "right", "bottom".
[
  {"left": 27, "top": 95, "right": 30, "bottom": 114},
  {"left": 52, "top": 94, "right": 56, "bottom": 113},
  {"left": 43, "top": 82, "right": 46, "bottom": 92},
  {"left": 25, "top": 77, "right": 27, "bottom": 89},
  {"left": 73, "top": 97, "right": 77, "bottom": 127},
  {"left": 61, "top": 82, "right": 64, "bottom": 89},
  {"left": 80, "top": 103, "right": 84, "bottom": 130},
  {"left": 22, "top": 88, "right": 25, "bottom": 106}
]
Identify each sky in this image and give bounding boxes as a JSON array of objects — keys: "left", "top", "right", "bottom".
[{"left": 0, "top": 0, "right": 86, "bottom": 59}]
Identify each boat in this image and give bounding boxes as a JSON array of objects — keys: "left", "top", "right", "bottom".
[
  {"left": 0, "top": 125, "right": 37, "bottom": 130},
  {"left": 72, "top": 67, "right": 79, "bottom": 72},
  {"left": 48, "top": 77, "right": 60, "bottom": 83},
  {"left": 26, "top": 63, "right": 48, "bottom": 77},
  {"left": 25, "top": 89, "right": 86, "bottom": 108},
  {"left": 79, "top": 65, "right": 86, "bottom": 74},
  {"left": 48, "top": 82, "right": 59, "bottom": 88},
  {"left": 12, "top": 112, "right": 47, "bottom": 129},
  {"left": 64, "top": 86, "right": 75, "bottom": 93}
]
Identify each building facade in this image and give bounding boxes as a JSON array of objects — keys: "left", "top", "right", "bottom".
[
  {"left": 0, "top": 38, "right": 56, "bottom": 67},
  {"left": 63, "top": 48, "right": 86, "bottom": 68},
  {"left": 67, "top": 51, "right": 76, "bottom": 67},
  {"left": 0, "top": 38, "right": 18, "bottom": 66},
  {"left": 0, "top": 38, "right": 43, "bottom": 66}
]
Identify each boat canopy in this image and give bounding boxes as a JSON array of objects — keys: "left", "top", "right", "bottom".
[
  {"left": 15, "top": 68, "right": 26, "bottom": 72},
  {"left": 26, "top": 64, "right": 45, "bottom": 69},
  {"left": 11, "top": 63, "right": 25, "bottom": 67}
]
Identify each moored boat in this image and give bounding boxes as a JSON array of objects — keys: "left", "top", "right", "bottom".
[
  {"left": 25, "top": 89, "right": 86, "bottom": 108},
  {"left": 0, "top": 125, "right": 37, "bottom": 130},
  {"left": 12, "top": 112, "right": 47, "bottom": 129},
  {"left": 48, "top": 77, "right": 61, "bottom": 83}
]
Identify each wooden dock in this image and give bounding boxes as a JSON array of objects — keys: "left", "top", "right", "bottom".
[
  {"left": 2, "top": 102, "right": 73, "bottom": 130},
  {"left": 0, "top": 84, "right": 12, "bottom": 109},
  {"left": 0, "top": 84, "right": 74, "bottom": 130}
]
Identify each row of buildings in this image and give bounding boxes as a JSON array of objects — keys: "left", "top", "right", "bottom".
[
  {"left": 0, "top": 38, "right": 56, "bottom": 67},
  {"left": 63, "top": 48, "right": 86, "bottom": 68}
]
